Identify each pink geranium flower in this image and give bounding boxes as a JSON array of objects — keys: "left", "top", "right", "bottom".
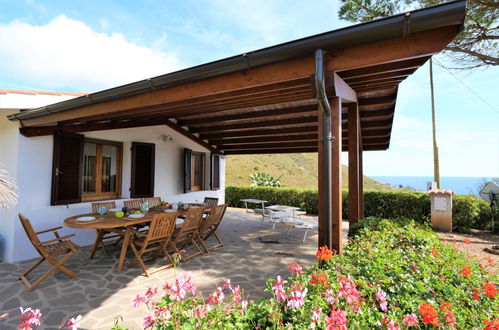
[
  {"left": 145, "top": 287, "right": 158, "bottom": 299},
  {"left": 67, "top": 315, "right": 82, "bottom": 330},
  {"left": 143, "top": 315, "right": 153, "bottom": 328},
  {"left": 375, "top": 287, "right": 388, "bottom": 312},
  {"left": 231, "top": 285, "right": 242, "bottom": 303},
  {"left": 287, "top": 287, "right": 307, "bottom": 309},
  {"left": 325, "top": 308, "right": 347, "bottom": 330},
  {"left": 310, "top": 308, "right": 322, "bottom": 328},
  {"left": 387, "top": 320, "right": 400, "bottom": 330},
  {"left": 288, "top": 263, "right": 304, "bottom": 276},
  {"left": 272, "top": 276, "right": 288, "bottom": 303},
  {"left": 403, "top": 314, "right": 418, "bottom": 326},
  {"left": 133, "top": 294, "right": 147, "bottom": 308},
  {"left": 337, "top": 275, "right": 360, "bottom": 305},
  {"left": 18, "top": 307, "right": 42, "bottom": 330}
]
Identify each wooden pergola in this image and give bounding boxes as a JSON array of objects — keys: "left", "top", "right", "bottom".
[{"left": 9, "top": 1, "right": 465, "bottom": 252}]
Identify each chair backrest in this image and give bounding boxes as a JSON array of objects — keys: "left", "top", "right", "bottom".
[
  {"left": 173, "top": 207, "right": 205, "bottom": 245},
  {"left": 92, "top": 201, "right": 116, "bottom": 213},
  {"left": 142, "top": 197, "right": 161, "bottom": 207},
  {"left": 146, "top": 212, "right": 177, "bottom": 243},
  {"left": 19, "top": 214, "right": 47, "bottom": 257},
  {"left": 124, "top": 199, "right": 142, "bottom": 209},
  {"left": 203, "top": 197, "right": 219, "bottom": 206},
  {"left": 199, "top": 204, "right": 227, "bottom": 238}
]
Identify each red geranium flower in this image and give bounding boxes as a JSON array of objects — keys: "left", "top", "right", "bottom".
[
  {"left": 473, "top": 288, "right": 481, "bottom": 300},
  {"left": 484, "top": 319, "right": 499, "bottom": 330},
  {"left": 483, "top": 282, "right": 497, "bottom": 298},
  {"left": 460, "top": 265, "right": 472, "bottom": 278},
  {"left": 419, "top": 303, "right": 440, "bottom": 326},
  {"left": 431, "top": 248, "right": 439, "bottom": 258},
  {"left": 316, "top": 246, "right": 334, "bottom": 261}
]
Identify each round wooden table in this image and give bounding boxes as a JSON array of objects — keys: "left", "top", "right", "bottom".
[
  {"left": 64, "top": 206, "right": 210, "bottom": 272},
  {"left": 65, "top": 212, "right": 161, "bottom": 272}
]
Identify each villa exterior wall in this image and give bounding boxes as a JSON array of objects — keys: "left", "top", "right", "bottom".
[{"left": 0, "top": 93, "right": 225, "bottom": 262}]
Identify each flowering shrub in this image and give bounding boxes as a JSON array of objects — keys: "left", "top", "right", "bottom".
[
  {"left": 0, "top": 307, "right": 81, "bottom": 329},
  {"left": 112, "top": 218, "right": 497, "bottom": 329}
]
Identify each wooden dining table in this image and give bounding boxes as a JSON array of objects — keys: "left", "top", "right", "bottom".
[{"left": 64, "top": 205, "right": 210, "bottom": 272}]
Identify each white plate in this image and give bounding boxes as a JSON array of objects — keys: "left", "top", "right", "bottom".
[
  {"left": 127, "top": 213, "right": 145, "bottom": 218},
  {"left": 109, "top": 208, "right": 121, "bottom": 212},
  {"left": 163, "top": 209, "right": 176, "bottom": 213},
  {"left": 76, "top": 216, "right": 96, "bottom": 221}
]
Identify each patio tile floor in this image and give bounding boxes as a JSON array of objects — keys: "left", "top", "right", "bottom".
[{"left": 0, "top": 208, "right": 349, "bottom": 329}]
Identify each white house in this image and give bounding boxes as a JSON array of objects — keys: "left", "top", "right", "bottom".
[{"left": 0, "top": 90, "right": 225, "bottom": 262}]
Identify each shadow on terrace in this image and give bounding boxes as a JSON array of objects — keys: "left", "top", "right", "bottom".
[{"left": 0, "top": 208, "right": 348, "bottom": 329}]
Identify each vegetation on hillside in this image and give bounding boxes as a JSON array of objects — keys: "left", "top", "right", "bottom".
[{"left": 225, "top": 154, "right": 392, "bottom": 190}]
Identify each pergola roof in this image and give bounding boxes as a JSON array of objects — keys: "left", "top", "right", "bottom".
[{"left": 9, "top": 0, "right": 466, "bottom": 155}]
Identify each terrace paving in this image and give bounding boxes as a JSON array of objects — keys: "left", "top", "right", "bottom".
[{"left": 0, "top": 208, "right": 349, "bottom": 329}]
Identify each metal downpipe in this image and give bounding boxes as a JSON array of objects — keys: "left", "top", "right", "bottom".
[{"left": 315, "top": 49, "right": 333, "bottom": 248}]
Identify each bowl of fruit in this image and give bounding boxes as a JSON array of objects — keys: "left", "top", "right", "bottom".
[{"left": 157, "top": 201, "right": 171, "bottom": 211}]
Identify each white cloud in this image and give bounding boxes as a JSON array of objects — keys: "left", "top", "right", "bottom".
[{"left": 0, "top": 15, "right": 184, "bottom": 92}]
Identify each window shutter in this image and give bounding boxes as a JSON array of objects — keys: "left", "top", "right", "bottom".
[
  {"left": 184, "top": 148, "right": 192, "bottom": 193},
  {"left": 211, "top": 153, "right": 221, "bottom": 190},
  {"left": 51, "top": 132, "right": 84, "bottom": 205},
  {"left": 131, "top": 142, "right": 155, "bottom": 198}
]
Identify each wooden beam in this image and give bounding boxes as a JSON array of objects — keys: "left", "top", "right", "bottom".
[
  {"left": 20, "top": 117, "right": 175, "bottom": 137},
  {"left": 224, "top": 147, "right": 317, "bottom": 155},
  {"left": 219, "top": 141, "right": 317, "bottom": 150},
  {"left": 348, "top": 103, "right": 361, "bottom": 225},
  {"left": 23, "top": 56, "right": 316, "bottom": 127},
  {"left": 162, "top": 120, "right": 220, "bottom": 154},
  {"left": 338, "top": 57, "right": 429, "bottom": 79},
  {"left": 190, "top": 116, "right": 318, "bottom": 133},
  {"left": 328, "top": 73, "right": 357, "bottom": 102},
  {"left": 209, "top": 133, "right": 318, "bottom": 145},
  {"left": 327, "top": 26, "right": 457, "bottom": 71},
  {"left": 199, "top": 126, "right": 317, "bottom": 139},
  {"left": 344, "top": 68, "right": 416, "bottom": 84},
  {"left": 331, "top": 97, "right": 343, "bottom": 253},
  {"left": 358, "top": 95, "right": 396, "bottom": 106},
  {"left": 177, "top": 104, "right": 316, "bottom": 126}
]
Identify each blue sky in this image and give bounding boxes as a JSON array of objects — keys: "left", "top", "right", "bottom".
[{"left": 0, "top": 0, "right": 498, "bottom": 178}]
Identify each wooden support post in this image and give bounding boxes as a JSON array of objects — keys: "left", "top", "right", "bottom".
[
  {"left": 317, "top": 105, "right": 332, "bottom": 247},
  {"left": 348, "top": 102, "right": 360, "bottom": 225},
  {"left": 331, "top": 97, "right": 343, "bottom": 253},
  {"left": 358, "top": 139, "right": 365, "bottom": 219}
]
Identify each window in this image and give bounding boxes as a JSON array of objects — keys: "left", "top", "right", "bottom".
[
  {"left": 184, "top": 148, "right": 207, "bottom": 193},
  {"left": 51, "top": 133, "right": 123, "bottom": 205},
  {"left": 211, "top": 154, "right": 221, "bottom": 190},
  {"left": 191, "top": 152, "right": 205, "bottom": 191},
  {"left": 82, "top": 138, "right": 122, "bottom": 201}
]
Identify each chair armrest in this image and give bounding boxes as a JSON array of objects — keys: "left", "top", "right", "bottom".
[
  {"left": 128, "top": 228, "right": 146, "bottom": 237},
  {"left": 40, "top": 234, "right": 75, "bottom": 245},
  {"left": 36, "top": 226, "right": 63, "bottom": 235}
]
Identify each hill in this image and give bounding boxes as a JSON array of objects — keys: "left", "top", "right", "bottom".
[{"left": 225, "top": 153, "right": 392, "bottom": 190}]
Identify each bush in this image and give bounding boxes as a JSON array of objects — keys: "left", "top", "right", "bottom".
[
  {"left": 122, "top": 219, "right": 498, "bottom": 329},
  {"left": 226, "top": 186, "right": 495, "bottom": 232}
]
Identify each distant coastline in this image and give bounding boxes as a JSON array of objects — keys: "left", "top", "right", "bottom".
[{"left": 371, "top": 176, "right": 494, "bottom": 196}]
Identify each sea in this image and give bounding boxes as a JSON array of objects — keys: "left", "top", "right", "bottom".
[{"left": 370, "top": 176, "right": 496, "bottom": 196}]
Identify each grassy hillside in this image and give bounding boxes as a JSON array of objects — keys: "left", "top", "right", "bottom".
[{"left": 225, "top": 153, "right": 392, "bottom": 190}]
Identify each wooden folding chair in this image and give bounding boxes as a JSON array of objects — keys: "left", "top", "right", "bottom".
[
  {"left": 124, "top": 199, "right": 142, "bottom": 209},
  {"left": 128, "top": 212, "right": 177, "bottom": 276},
  {"left": 203, "top": 197, "right": 219, "bottom": 206},
  {"left": 90, "top": 201, "right": 125, "bottom": 256},
  {"left": 142, "top": 197, "right": 161, "bottom": 207},
  {"left": 171, "top": 207, "right": 205, "bottom": 262},
  {"left": 18, "top": 214, "right": 80, "bottom": 291},
  {"left": 198, "top": 204, "right": 227, "bottom": 252},
  {"left": 91, "top": 201, "right": 117, "bottom": 213}
]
